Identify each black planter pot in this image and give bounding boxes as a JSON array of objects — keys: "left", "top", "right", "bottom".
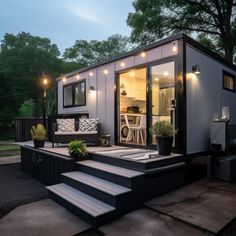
[
  {"left": 34, "top": 140, "right": 45, "bottom": 149},
  {"left": 69, "top": 151, "right": 88, "bottom": 162},
  {"left": 156, "top": 136, "right": 173, "bottom": 155}
]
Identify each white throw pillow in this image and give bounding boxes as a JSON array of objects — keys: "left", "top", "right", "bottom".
[
  {"left": 79, "top": 118, "right": 99, "bottom": 132},
  {"left": 57, "top": 119, "right": 75, "bottom": 132}
]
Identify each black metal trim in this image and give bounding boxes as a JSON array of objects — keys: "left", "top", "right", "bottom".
[
  {"left": 63, "top": 80, "right": 86, "bottom": 108},
  {"left": 222, "top": 70, "right": 236, "bottom": 93}
]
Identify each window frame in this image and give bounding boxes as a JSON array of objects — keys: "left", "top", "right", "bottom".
[
  {"left": 63, "top": 80, "right": 86, "bottom": 108},
  {"left": 222, "top": 70, "right": 235, "bottom": 93}
]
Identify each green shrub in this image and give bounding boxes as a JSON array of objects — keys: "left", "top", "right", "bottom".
[
  {"left": 68, "top": 140, "right": 88, "bottom": 158},
  {"left": 151, "top": 121, "right": 178, "bottom": 137},
  {"left": 31, "top": 124, "right": 46, "bottom": 141}
]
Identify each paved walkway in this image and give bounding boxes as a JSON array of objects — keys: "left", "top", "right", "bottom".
[
  {"left": 0, "top": 155, "right": 20, "bottom": 165},
  {"left": 0, "top": 156, "right": 235, "bottom": 235}
]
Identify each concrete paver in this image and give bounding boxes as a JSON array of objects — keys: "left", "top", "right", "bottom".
[{"left": 0, "top": 199, "right": 91, "bottom": 236}]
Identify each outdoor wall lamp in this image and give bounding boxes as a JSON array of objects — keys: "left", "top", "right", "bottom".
[
  {"left": 103, "top": 69, "right": 108, "bottom": 75},
  {"left": 192, "top": 65, "right": 200, "bottom": 74},
  {"left": 172, "top": 42, "right": 178, "bottom": 52},
  {"left": 89, "top": 85, "right": 95, "bottom": 91},
  {"left": 62, "top": 77, "right": 67, "bottom": 83}
]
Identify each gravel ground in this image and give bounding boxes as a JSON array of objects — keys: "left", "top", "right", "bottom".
[{"left": 0, "top": 163, "right": 48, "bottom": 219}]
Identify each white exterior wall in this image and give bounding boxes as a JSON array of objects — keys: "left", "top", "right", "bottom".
[
  {"left": 186, "top": 45, "right": 236, "bottom": 154},
  {"left": 57, "top": 41, "right": 178, "bottom": 142}
]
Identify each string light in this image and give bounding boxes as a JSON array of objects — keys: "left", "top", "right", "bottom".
[
  {"left": 140, "top": 52, "right": 146, "bottom": 57},
  {"left": 120, "top": 62, "right": 125, "bottom": 68}
]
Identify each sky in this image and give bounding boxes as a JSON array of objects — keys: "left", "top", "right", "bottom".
[{"left": 0, "top": 0, "right": 133, "bottom": 54}]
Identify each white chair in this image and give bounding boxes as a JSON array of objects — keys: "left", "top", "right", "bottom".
[{"left": 126, "top": 115, "right": 146, "bottom": 145}]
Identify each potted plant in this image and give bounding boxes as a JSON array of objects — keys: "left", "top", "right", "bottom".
[
  {"left": 68, "top": 140, "right": 88, "bottom": 161},
  {"left": 151, "top": 121, "right": 178, "bottom": 155},
  {"left": 31, "top": 124, "right": 46, "bottom": 148}
]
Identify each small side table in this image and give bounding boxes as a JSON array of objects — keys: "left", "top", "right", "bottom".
[{"left": 100, "top": 134, "right": 111, "bottom": 147}]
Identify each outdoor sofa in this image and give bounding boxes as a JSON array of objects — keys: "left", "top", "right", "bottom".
[{"left": 52, "top": 118, "right": 101, "bottom": 147}]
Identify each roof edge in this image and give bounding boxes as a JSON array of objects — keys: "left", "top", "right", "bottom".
[{"left": 57, "top": 33, "right": 236, "bottom": 81}]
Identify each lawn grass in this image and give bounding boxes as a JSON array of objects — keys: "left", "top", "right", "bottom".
[
  {"left": 0, "top": 145, "right": 20, "bottom": 151},
  {"left": 0, "top": 153, "right": 19, "bottom": 158}
]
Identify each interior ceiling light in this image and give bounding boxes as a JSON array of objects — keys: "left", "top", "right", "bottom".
[{"left": 129, "top": 72, "right": 135, "bottom": 77}]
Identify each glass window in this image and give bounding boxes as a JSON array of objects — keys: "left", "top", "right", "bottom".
[
  {"left": 151, "top": 61, "right": 175, "bottom": 144},
  {"left": 223, "top": 70, "right": 235, "bottom": 92},
  {"left": 74, "top": 82, "right": 86, "bottom": 106},
  {"left": 63, "top": 80, "right": 86, "bottom": 107},
  {"left": 63, "top": 85, "right": 73, "bottom": 107}
]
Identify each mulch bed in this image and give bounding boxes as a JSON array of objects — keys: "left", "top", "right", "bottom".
[{"left": 0, "top": 163, "right": 48, "bottom": 219}]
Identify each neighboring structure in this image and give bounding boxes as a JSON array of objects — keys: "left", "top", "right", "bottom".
[{"left": 57, "top": 33, "right": 236, "bottom": 155}]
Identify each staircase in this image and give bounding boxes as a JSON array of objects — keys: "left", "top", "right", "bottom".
[{"left": 47, "top": 160, "right": 144, "bottom": 228}]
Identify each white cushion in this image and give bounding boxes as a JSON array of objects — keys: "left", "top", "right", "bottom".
[
  {"left": 57, "top": 119, "right": 75, "bottom": 132},
  {"left": 79, "top": 118, "right": 99, "bottom": 132},
  {"left": 55, "top": 130, "right": 97, "bottom": 135}
]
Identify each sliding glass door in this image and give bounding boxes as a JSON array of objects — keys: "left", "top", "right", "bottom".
[
  {"left": 118, "top": 68, "right": 147, "bottom": 146},
  {"left": 150, "top": 61, "right": 175, "bottom": 144},
  {"left": 116, "top": 61, "right": 176, "bottom": 147}
]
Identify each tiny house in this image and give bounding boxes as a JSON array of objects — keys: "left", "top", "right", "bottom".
[{"left": 57, "top": 33, "right": 236, "bottom": 155}]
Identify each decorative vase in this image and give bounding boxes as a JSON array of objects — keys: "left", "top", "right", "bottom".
[
  {"left": 156, "top": 136, "right": 173, "bottom": 155},
  {"left": 34, "top": 140, "right": 45, "bottom": 149}
]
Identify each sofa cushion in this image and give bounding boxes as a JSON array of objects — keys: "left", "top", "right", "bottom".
[
  {"left": 79, "top": 118, "right": 99, "bottom": 132},
  {"left": 55, "top": 130, "right": 97, "bottom": 135},
  {"left": 57, "top": 119, "right": 75, "bottom": 132}
]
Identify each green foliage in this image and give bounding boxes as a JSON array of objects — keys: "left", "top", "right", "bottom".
[
  {"left": 151, "top": 121, "right": 178, "bottom": 137},
  {"left": 18, "top": 99, "right": 35, "bottom": 117},
  {"left": 31, "top": 124, "right": 46, "bottom": 141},
  {"left": 63, "top": 34, "right": 133, "bottom": 66},
  {"left": 127, "top": 0, "right": 236, "bottom": 63},
  {"left": 68, "top": 140, "right": 88, "bottom": 158},
  {"left": 0, "top": 32, "right": 64, "bottom": 123}
]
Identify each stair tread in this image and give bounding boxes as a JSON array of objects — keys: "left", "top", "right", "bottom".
[
  {"left": 63, "top": 171, "right": 131, "bottom": 196},
  {"left": 78, "top": 160, "right": 143, "bottom": 178},
  {"left": 47, "top": 183, "right": 115, "bottom": 217}
]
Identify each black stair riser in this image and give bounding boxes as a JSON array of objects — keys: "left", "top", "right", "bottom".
[
  {"left": 48, "top": 190, "right": 116, "bottom": 228},
  {"left": 78, "top": 165, "right": 133, "bottom": 188},
  {"left": 62, "top": 175, "right": 117, "bottom": 207}
]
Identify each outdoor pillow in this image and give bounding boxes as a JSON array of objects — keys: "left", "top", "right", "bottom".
[
  {"left": 79, "top": 118, "right": 99, "bottom": 132},
  {"left": 56, "top": 118, "right": 75, "bottom": 132}
]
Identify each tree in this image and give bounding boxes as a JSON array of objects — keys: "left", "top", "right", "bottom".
[
  {"left": 63, "top": 34, "right": 133, "bottom": 66},
  {"left": 127, "top": 0, "right": 236, "bottom": 63},
  {"left": 0, "top": 32, "right": 63, "bottom": 121}
]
